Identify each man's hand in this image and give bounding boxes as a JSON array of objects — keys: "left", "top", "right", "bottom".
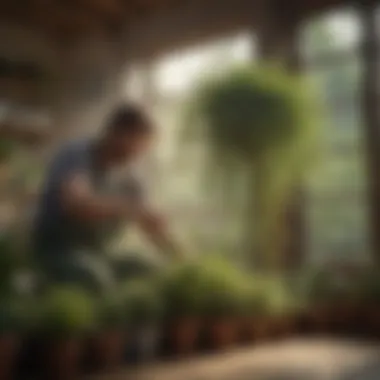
[{"left": 138, "top": 209, "right": 183, "bottom": 260}]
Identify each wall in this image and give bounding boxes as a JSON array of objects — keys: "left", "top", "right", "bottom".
[{"left": 0, "top": 22, "right": 129, "bottom": 146}]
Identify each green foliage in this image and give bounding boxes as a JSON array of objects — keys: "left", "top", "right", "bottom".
[
  {"left": 162, "top": 257, "right": 253, "bottom": 318},
  {"left": 122, "top": 279, "right": 163, "bottom": 325},
  {"left": 160, "top": 262, "right": 207, "bottom": 318},
  {"left": 183, "top": 65, "right": 319, "bottom": 268},
  {"left": 97, "top": 293, "right": 126, "bottom": 328},
  {"left": 186, "top": 66, "right": 313, "bottom": 159},
  {"left": 0, "top": 295, "right": 34, "bottom": 334},
  {"left": 357, "top": 270, "right": 380, "bottom": 303},
  {"left": 0, "top": 233, "right": 22, "bottom": 297},
  {"left": 38, "top": 287, "right": 96, "bottom": 336}
]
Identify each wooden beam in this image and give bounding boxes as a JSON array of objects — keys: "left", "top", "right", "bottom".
[{"left": 76, "top": 0, "right": 126, "bottom": 18}]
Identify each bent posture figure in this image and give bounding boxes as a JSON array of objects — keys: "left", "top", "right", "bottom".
[{"left": 32, "top": 105, "right": 181, "bottom": 292}]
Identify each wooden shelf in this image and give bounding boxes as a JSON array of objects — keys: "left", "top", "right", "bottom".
[{"left": 0, "top": 122, "right": 50, "bottom": 145}]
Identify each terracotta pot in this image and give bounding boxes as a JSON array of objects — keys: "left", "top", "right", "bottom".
[
  {"left": 273, "top": 315, "right": 295, "bottom": 339},
  {"left": 45, "top": 337, "right": 83, "bottom": 380},
  {"left": 169, "top": 318, "right": 200, "bottom": 355},
  {"left": 135, "top": 325, "right": 160, "bottom": 362},
  {"left": 209, "top": 318, "right": 239, "bottom": 350},
  {"left": 307, "top": 305, "right": 333, "bottom": 334},
  {"left": 0, "top": 334, "right": 20, "bottom": 380},
  {"left": 332, "top": 301, "right": 359, "bottom": 335},
  {"left": 244, "top": 317, "right": 270, "bottom": 342},
  {"left": 365, "top": 305, "right": 380, "bottom": 338},
  {"left": 90, "top": 330, "right": 126, "bottom": 371}
]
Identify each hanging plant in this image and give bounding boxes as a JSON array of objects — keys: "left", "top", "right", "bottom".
[{"left": 183, "top": 65, "right": 319, "bottom": 269}]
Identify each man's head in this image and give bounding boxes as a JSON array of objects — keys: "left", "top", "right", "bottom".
[{"left": 100, "top": 104, "right": 153, "bottom": 165}]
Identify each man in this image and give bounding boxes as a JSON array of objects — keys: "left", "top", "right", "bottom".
[{"left": 33, "top": 104, "right": 181, "bottom": 293}]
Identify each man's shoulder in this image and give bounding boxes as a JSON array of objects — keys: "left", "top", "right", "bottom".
[{"left": 54, "top": 138, "right": 92, "bottom": 162}]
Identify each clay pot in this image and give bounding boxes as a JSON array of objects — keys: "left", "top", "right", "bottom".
[
  {"left": 169, "top": 318, "right": 201, "bottom": 355},
  {"left": 331, "top": 301, "right": 359, "bottom": 335},
  {"left": 209, "top": 318, "right": 239, "bottom": 350},
  {"left": 135, "top": 324, "right": 160, "bottom": 362},
  {"left": 243, "top": 316, "right": 270, "bottom": 342},
  {"left": 272, "top": 315, "right": 295, "bottom": 339},
  {"left": 307, "top": 305, "right": 333, "bottom": 334},
  {"left": 45, "top": 337, "right": 84, "bottom": 380},
  {"left": 0, "top": 334, "right": 20, "bottom": 380},
  {"left": 89, "top": 330, "right": 126, "bottom": 371},
  {"left": 365, "top": 304, "right": 380, "bottom": 338}
]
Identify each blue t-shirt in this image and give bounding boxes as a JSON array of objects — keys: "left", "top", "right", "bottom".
[{"left": 33, "top": 139, "right": 143, "bottom": 255}]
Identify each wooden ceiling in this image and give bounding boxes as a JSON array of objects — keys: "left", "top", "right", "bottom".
[
  {"left": 0, "top": 0, "right": 353, "bottom": 44},
  {"left": 0, "top": 0, "right": 180, "bottom": 42}
]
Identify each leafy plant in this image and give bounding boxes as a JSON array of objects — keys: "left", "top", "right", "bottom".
[
  {"left": 0, "top": 233, "right": 21, "bottom": 297},
  {"left": 97, "top": 294, "right": 126, "bottom": 328},
  {"left": 122, "top": 279, "right": 163, "bottom": 326},
  {"left": 162, "top": 258, "right": 251, "bottom": 319},
  {"left": 184, "top": 65, "right": 319, "bottom": 269},
  {"left": 357, "top": 270, "right": 380, "bottom": 303},
  {"left": 38, "top": 287, "right": 96, "bottom": 336},
  {"left": 0, "top": 296, "right": 33, "bottom": 335}
]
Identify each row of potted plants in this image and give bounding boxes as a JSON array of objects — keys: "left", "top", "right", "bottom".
[
  {"left": 0, "top": 278, "right": 164, "bottom": 380},
  {"left": 0, "top": 257, "right": 298, "bottom": 379},
  {"left": 296, "top": 267, "right": 380, "bottom": 337},
  {"left": 1, "top": 256, "right": 380, "bottom": 379}
]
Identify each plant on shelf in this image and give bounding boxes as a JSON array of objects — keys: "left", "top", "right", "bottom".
[
  {"left": 123, "top": 279, "right": 163, "bottom": 327},
  {"left": 160, "top": 261, "right": 217, "bottom": 354},
  {"left": 122, "top": 278, "right": 164, "bottom": 360},
  {"left": 89, "top": 294, "right": 127, "bottom": 371},
  {"left": 38, "top": 286, "right": 96, "bottom": 380},
  {"left": 299, "top": 268, "right": 361, "bottom": 334},
  {"left": 0, "top": 295, "right": 31, "bottom": 379}
]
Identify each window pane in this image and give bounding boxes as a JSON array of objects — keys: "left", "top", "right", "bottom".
[
  {"left": 303, "top": 8, "right": 369, "bottom": 264},
  {"left": 301, "top": 7, "right": 363, "bottom": 65}
]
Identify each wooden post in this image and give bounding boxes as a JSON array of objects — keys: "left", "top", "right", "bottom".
[{"left": 360, "top": 1, "right": 380, "bottom": 265}]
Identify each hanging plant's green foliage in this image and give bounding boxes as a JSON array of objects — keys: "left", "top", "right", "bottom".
[
  {"left": 185, "top": 66, "right": 317, "bottom": 157},
  {"left": 183, "top": 65, "right": 320, "bottom": 198},
  {"left": 183, "top": 65, "right": 321, "bottom": 267}
]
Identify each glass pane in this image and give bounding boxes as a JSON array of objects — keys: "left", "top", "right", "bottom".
[
  {"left": 303, "top": 47, "right": 369, "bottom": 263},
  {"left": 301, "top": 6, "right": 363, "bottom": 64}
]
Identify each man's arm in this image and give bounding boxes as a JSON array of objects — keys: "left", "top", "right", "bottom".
[
  {"left": 138, "top": 210, "right": 183, "bottom": 260},
  {"left": 60, "top": 174, "right": 140, "bottom": 222}
]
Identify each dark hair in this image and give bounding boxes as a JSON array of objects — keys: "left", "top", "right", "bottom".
[{"left": 105, "top": 104, "right": 152, "bottom": 135}]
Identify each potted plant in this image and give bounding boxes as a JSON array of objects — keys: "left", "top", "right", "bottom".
[
  {"left": 161, "top": 263, "right": 207, "bottom": 355},
  {"left": 300, "top": 269, "right": 359, "bottom": 335},
  {"left": 195, "top": 259, "right": 249, "bottom": 350},
  {"left": 357, "top": 271, "right": 380, "bottom": 337},
  {"left": 88, "top": 294, "right": 126, "bottom": 371},
  {"left": 240, "top": 282, "right": 272, "bottom": 343},
  {"left": 0, "top": 296, "right": 28, "bottom": 379},
  {"left": 37, "top": 286, "right": 96, "bottom": 380},
  {"left": 264, "top": 283, "right": 298, "bottom": 340},
  {"left": 122, "top": 278, "right": 164, "bottom": 362},
  {"left": 203, "top": 284, "right": 245, "bottom": 350}
]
